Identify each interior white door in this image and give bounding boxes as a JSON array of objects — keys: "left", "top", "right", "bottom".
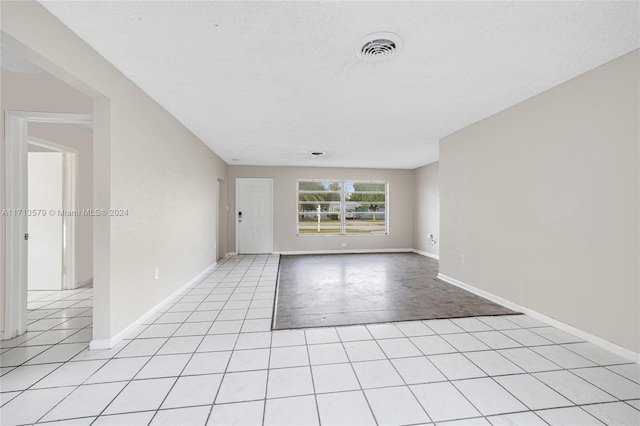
[
  {"left": 28, "top": 152, "right": 63, "bottom": 290},
  {"left": 236, "top": 178, "right": 273, "bottom": 254}
]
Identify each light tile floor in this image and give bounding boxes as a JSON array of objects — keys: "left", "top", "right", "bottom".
[{"left": 1, "top": 254, "right": 639, "bottom": 425}]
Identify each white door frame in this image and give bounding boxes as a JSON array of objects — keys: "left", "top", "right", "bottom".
[
  {"left": 28, "top": 137, "right": 80, "bottom": 290},
  {"left": 235, "top": 178, "right": 274, "bottom": 254},
  {"left": 215, "top": 179, "right": 223, "bottom": 261},
  {"left": 3, "top": 110, "right": 92, "bottom": 340}
]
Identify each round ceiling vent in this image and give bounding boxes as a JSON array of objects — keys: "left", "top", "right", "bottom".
[
  {"left": 357, "top": 32, "right": 402, "bottom": 61},
  {"left": 308, "top": 151, "right": 326, "bottom": 157}
]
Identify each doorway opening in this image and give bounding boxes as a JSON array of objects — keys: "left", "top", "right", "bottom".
[
  {"left": 3, "top": 111, "right": 93, "bottom": 340},
  {"left": 27, "top": 137, "right": 79, "bottom": 291}
]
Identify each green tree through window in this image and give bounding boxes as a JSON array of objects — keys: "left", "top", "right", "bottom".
[{"left": 348, "top": 183, "right": 386, "bottom": 221}]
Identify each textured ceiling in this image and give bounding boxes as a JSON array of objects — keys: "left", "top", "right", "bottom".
[{"left": 41, "top": 1, "right": 639, "bottom": 169}]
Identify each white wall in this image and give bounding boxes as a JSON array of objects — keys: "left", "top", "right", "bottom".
[
  {"left": 413, "top": 162, "right": 439, "bottom": 257},
  {"left": 440, "top": 50, "right": 639, "bottom": 353},
  {"left": 29, "top": 123, "right": 94, "bottom": 286},
  {"left": 2, "top": 1, "right": 228, "bottom": 343},
  {"left": 228, "top": 166, "right": 414, "bottom": 253}
]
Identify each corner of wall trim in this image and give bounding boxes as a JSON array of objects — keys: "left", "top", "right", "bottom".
[
  {"left": 412, "top": 249, "right": 439, "bottom": 260},
  {"left": 79, "top": 278, "right": 93, "bottom": 288},
  {"left": 437, "top": 273, "right": 640, "bottom": 363},
  {"left": 89, "top": 262, "right": 217, "bottom": 351},
  {"left": 88, "top": 338, "right": 112, "bottom": 351}
]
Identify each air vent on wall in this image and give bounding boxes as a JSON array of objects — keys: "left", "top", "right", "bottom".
[{"left": 357, "top": 32, "right": 402, "bottom": 61}]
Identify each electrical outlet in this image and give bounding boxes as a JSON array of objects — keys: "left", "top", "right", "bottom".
[
  {"left": 460, "top": 254, "right": 466, "bottom": 264},
  {"left": 154, "top": 268, "right": 160, "bottom": 280}
]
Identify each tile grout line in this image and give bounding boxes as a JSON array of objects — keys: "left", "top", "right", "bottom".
[
  {"left": 451, "top": 328, "right": 574, "bottom": 419},
  {"left": 3, "top": 288, "right": 96, "bottom": 418},
  {"left": 301, "top": 325, "right": 323, "bottom": 426},
  {"left": 334, "top": 329, "right": 381, "bottom": 426},
  {"left": 4, "top": 255, "right": 639, "bottom": 425},
  {"left": 91, "top": 262, "right": 229, "bottom": 424},
  {"left": 447, "top": 321, "right": 599, "bottom": 421},
  {"left": 145, "top": 264, "right": 227, "bottom": 425},
  {"left": 92, "top": 259, "right": 239, "bottom": 424},
  {"left": 375, "top": 323, "right": 479, "bottom": 424}
]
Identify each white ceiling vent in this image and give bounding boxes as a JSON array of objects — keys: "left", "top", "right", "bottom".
[{"left": 357, "top": 32, "right": 402, "bottom": 61}]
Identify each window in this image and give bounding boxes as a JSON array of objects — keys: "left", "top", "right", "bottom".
[{"left": 297, "top": 180, "right": 388, "bottom": 235}]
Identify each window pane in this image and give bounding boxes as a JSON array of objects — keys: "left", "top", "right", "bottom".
[
  {"left": 344, "top": 182, "right": 386, "bottom": 235},
  {"left": 345, "top": 182, "right": 386, "bottom": 193},
  {"left": 298, "top": 202, "right": 341, "bottom": 213},
  {"left": 298, "top": 221, "right": 342, "bottom": 234},
  {"left": 298, "top": 181, "right": 341, "bottom": 192},
  {"left": 346, "top": 191, "right": 385, "bottom": 204},
  {"left": 345, "top": 219, "right": 387, "bottom": 234},
  {"left": 345, "top": 204, "right": 386, "bottom": 234},
  {"left": 297, "top": 202, "right": 342, "bottom": 234},
  {"left": 298, "top": 192, "right": 341, "bottom": 202}
]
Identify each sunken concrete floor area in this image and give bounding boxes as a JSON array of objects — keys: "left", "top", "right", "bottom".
[
  {"left": 1, "top": 255, "right": 640, "bottom": 425},
  {"left": 274, "top": 253, "right": 516, "bottom": 329}
]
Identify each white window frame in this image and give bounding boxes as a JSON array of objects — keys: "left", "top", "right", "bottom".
[{"left": 296, "top": 179, "right": 389, "bottom": 236}]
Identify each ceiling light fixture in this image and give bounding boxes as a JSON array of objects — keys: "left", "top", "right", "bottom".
[
  {"left": 308, "top": 152, "right": 326, "bottom": 157},
  {"left": 357, "top": 32, "right": 402, "bottom": 61}
]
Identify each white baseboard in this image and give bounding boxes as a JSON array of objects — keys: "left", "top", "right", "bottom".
[
  {"left": 89, "top": 262, "right": 217, "bottom": 350},
  {"left": 79, "top": 278, "right": 93, "bottom": 288},
  {"left": 412, "top": 249, "right": 440, "bottom": 260},
  {"left": 274, "top": 248, "right": 413, "bottom": 256},
  {"left": 63, "top": 278, "right": 93, "bottom": 291},
  {"left": 271, "top": 248, "right": 438, "bottom": 258},
  {"left": 225, "top": 252, "right": 238, "bottom": 257},
  {"left": 437, "top": 273, "right": 640, "bottom": 363}
]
